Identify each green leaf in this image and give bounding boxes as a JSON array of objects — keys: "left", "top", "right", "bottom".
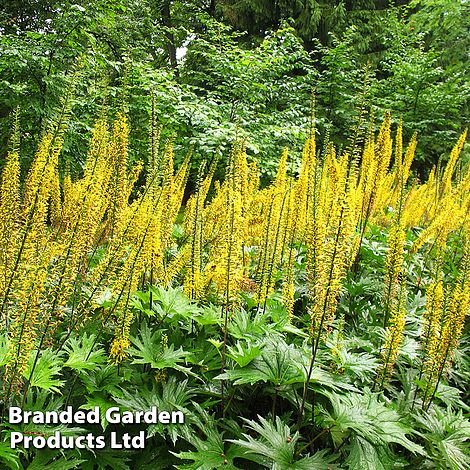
[
  {"left": 415, "top": 407, "right": 470, "bottom": 470},
  {"left": 173, "top": 403, "right": 244, "bottom": 469},
  {"left": 229, "top": 415, "right": 338, "bottom": 469},
  {"left": 63, "top": 333, "right": 106, "bottom": 371},
  {"left": 320, "top": 391, "right": 424, "bottom": 456},
  {"left": 79, "top": 448, "right": 132, "bottom": 470},
  {"left": 344, "top": 436, "right": 404, "bottom": 470},
  {"left": 0, "top": 334, "right": 8, "bottom": 367},
  {"left": 80, "top": 364, "right": 124, "bottom": 395},
  {"left": 115, "top": 377, "right": 194, "bottom": 444},
  {"left": 226, "top": 341, "right": 263, "bottom": 367},
  {"left": 81, "top": 394, "right": 117, "bottom": 431},
  {"left": 215, "top": 338, "right": 300, "bottom": 386},
  {"left": 149, "top": 286, "right": 200, "bottom": 320},
  {"left": 23, "top": 349, "right": 64, "bottom": 393},
  {"left": 216, "top": 337, "right": 354, "bottom": 391},
  {"left": 228, "top": 308, "right": 272, "bottom": 339},
  {"left": 129, "top": 322, "right": 194, "bottom": 376},
  {"left": 0, "top": 440, "right": 21, "bottom": 470},
  {"left": 27, "top": 449, "right": 85, "bottom": 470},
  {"left": 326, "top": 341, "right": 378, "bottom": 382},
  {"left": 193, "top": 305, "right": 222, "bottom": 326}
]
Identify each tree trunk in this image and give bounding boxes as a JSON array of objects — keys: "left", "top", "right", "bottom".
[
  {"left": 209, "top": 0, "right": 216, "bottom": 16},
  {"left": 161, "top": 0, "right": 178, "bottom": 74}
]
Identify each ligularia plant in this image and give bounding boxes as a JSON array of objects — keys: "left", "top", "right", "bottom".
[{"left": 0, "top": 98, "right": 468, "bottom": 469}]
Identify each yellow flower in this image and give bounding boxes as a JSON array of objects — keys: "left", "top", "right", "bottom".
[{"left": 109, "top": 337, "right": 131, "bottom": 364}]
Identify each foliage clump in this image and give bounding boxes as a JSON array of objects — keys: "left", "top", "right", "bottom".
[{"left": 0, "top": 107, "right": 469, "bottom": 468}]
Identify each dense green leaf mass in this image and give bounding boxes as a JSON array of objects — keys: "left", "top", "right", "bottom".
[
  {"left": 0, "top": 2, "right": 469, "bottom": 469},
  {"left": 0, "top": 0, "right": 468, "bottom": 180}
]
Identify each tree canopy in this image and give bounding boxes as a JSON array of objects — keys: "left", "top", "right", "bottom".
[{"left": 0, "top": 0, "right": 468, "bottom": 178}]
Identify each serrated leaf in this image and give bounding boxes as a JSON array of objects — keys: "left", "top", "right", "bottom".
[
  {"left": 129, "top": 322, "right": 194, "bottom": 376},
  {"left": 80, "top": 395, "right": 117, "bottom": 431},
  {"left": 344, "top": 436, "right": 401, "bottom": 470},
  {"left": 415, "top": 407, "right": 470, "bottom": 469},
  {"left": 149, "top": 286, "right": 200, "bottom": 320},
  {"left": 78, "top": 449, "right": 131, "bottom": 470},
  {"left": 229, "top": 416, "right": 338, "bottom": 469},
  {"left": 27, "top": 449, "right": 85, "bottom": 470},
  {"left": 172, "top": 403, "right": 244, "bottom": 469},
  {"left": 193, "top": 304, "right": 222, "bottom": 326},
  {"left": 216, "top": 337, "right": 354, "bottom": 391},
  {"left": 63, "top": 333, "right": 106, "bottom": 371},
  {"left": 226, "top": 341, "right": 263, "bottom": 367},
  {"left": 80, "top": 364, "right": 124, "bottom": 394},
  {"left": 114, "top": 378, "right": 195, "bottom": 445},
  {"left": 23, "top": 349, "right": 64, "bottom": 393},
  {"left": 0, "top": 440, "right": 21, "bottom": 470},
  {"left": 320, "top": 391, "right": 424, "bottom": 456}
]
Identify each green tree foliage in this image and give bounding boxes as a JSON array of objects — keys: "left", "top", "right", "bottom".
[
  {"left": 0, "top": 0, "right": 154, "bottom": 164},
  {"left": 217, "top": 0, "right": 397, "bottom": 50},
  {"left": 0, "top": 0, "right": 468, "bottom": 178}
]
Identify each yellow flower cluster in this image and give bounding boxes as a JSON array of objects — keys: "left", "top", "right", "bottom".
[
  {"left": 377, "top": 291, "right": 407, "bottom": 387},
  {"left": 0, "top": 102, "right": 468, "bottom": 401},
  {"left": 109, "top": 337, "right": 131, "bottom": 364},
  {"left": 421, "top": 237, "right": 470, "bottom": 409},
  {"left": 1, "top": 102, "right": 70, "bottom": 394},
  {"left": 0, "top": 109, "right": 21, "bottom": 311}
]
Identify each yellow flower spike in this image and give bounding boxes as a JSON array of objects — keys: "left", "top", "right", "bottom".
[
  {"left": 383, "top": 224, "right": 406, "bottom": 326},
  {"left": 4, "top": 247, "right": 52, "bottom": 393},
  {"left": 274, "top": 148, "right": 289, "bottom": 191},
  {"left": 282, "top": 280, "right": 295, "bottom": 320},
  {"left": 49, "top": 167, "right": 62, "bottom": 227},
  {"left": 107, "top": 112, "right": 131, "bottom": 237},
  {"left": 440, "top": 128, "right": 467, "bottom": 197},
  {"left": 305, "top": 145, "right": 358, "bottom": 353},
  {"left": 395, "top": 119, "right": 403, "bottom": 174},
  {"left": 377, "top": 290, "right": 407, "bottom": 387},
  {"left": 402, "top": 132, "right": 418, "bottom": 186},
  {"left": 0, "top": 127, "right": 21, "bottom": 309},
  {"left": 109, "top": 337, "right": 131, "bottom": 364},
  {"left": 185, "top": 163, "right": 206, "bottom": 301},
  {"left": 418, "top": 230, "right": 469, "bottom": 409}
]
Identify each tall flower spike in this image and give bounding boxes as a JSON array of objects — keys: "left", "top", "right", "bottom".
[
  {"left": 184, "top": 161, "right": 206, "bottom": 300},
  {"left": 422, "top": 238, "right": 470, "bottom": 409},
  {"left": 107, "top": 112, "right": 130, "bottom": 238},
  {"left": 440, "top": 128, "right": 467, "bottom": 197},
  {"left": 0, "top": 109, "right": 21, "bottom": 320},
  {"left": 2, "top": 88, "right": 73, "bottom": 396},
  {"left": 401, "top": 132, "right": 418, "bottom": 187},
  {"left": 377, "top": 287, "right": 407, "bottom": 388}
]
